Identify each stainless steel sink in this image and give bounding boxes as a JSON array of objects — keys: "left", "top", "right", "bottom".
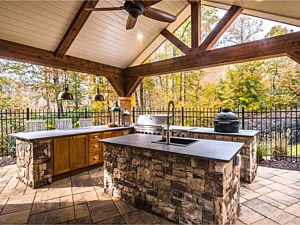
[{"left": 152, "top": 137, "right": 198, "bottom": 147}]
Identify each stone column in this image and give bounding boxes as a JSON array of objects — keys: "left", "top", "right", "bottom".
[{"left": 17, "top": 138, "right": 53, "bottom": 188}]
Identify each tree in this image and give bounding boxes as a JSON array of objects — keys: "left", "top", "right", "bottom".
[
  {"left": 217, "top": 61, "right": 268, "bottom": 110},
  {"left": 265, "top": 25, "right": 292, "bottom": 38},
  {"left": 0, "top": 59, "right": 118, "bottom": 111},
  {"left": 220, "top": 15, "right": 263, "bottom": 45}
]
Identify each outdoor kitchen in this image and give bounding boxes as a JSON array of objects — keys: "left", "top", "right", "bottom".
[{"left": 9, "top": 100, "right": 260, "bottom": 224}]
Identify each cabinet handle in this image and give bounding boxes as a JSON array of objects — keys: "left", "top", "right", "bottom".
[
  {"left": 94, "top": 136, "right": 98, "bottom": 138},
  {"left": 94, "top": 145, "right": 98, "bottom": 148},
  {"left": 93, "top": 156, "right": 98, "bottom": 160}
]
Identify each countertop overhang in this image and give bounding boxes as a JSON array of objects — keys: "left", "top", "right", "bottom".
[
  {"left": 10, "top": 125, "right": 132, "bottom": 141},
  {"left": 100, "top": 133, "right": 243, "bottom": 162}
]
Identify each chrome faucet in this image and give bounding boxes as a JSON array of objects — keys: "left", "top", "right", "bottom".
[{"left": 166, "top": 100, "right": 175, "bottom": 144}]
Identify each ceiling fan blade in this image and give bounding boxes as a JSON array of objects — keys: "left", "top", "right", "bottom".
[
  {"left": 143, "top": 7, "right": 176, "bottom": 23},
  {"left": 126, "top": 15, "right": 137, "bottom": 30},
  {"left": 85, "top": 6, "right": 125, "bottom": 11},
  {"left": 141, "top": 0, "right": 162, "bottom": 7}
]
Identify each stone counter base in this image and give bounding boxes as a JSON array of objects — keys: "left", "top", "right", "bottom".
[
  {"left": 16, "top": 139, "right": 52, "bottom": 188},
  {"left": 104, "top": 144, "right": 240, "bottom": 224},
  {"left": 189, "top": 132, "right": 257, "bottom": 183}
]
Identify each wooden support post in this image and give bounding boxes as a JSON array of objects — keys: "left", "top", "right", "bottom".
[
  {"left": 119, "top": 97, "right": 132, "bottom": 112},
  {"left": 190, "top": 0, "right": 201, "bottom": 48},
  {"left": 119, "top": 97, "right": 133, "bottom": 124}
]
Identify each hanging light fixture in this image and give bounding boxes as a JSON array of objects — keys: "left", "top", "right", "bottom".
[
  {"left": 57, "top": 69, "right": 74, "bottom": 100},
  {"left": 92, "top": 75, "right": 104, "bottom": 101}
]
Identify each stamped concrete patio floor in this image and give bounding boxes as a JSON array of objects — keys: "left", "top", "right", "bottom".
[{"left": 0, "top": 165, "right": 299, "bottom": 224}]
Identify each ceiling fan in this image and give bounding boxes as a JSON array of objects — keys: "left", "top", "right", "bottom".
[{"left": 86, "top": 0, "right": 177, "bottom": 30}]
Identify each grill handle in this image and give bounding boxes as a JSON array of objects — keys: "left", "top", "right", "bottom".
[{"left": 217, "top": 121, "right": 231, "bottom": 125}]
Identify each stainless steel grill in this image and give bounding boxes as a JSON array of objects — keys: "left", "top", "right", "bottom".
[{"left": 134, "top": 115, "right": 169, "bottom": 135}]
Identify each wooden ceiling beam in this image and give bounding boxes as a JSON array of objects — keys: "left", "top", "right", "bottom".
[
  {"left": 198, "top": 5, "right": 243, "bottom": 52},
  {"left": 55, "top": 0, "right": 99, "bottom": 58},
  {"left": 287, "top": 51, "right": 300, "bottom": 64},
  {"left": 0, "top": 39, "right": 124, "bottom": 78},
  {"left": 125, "top": 31, "right": 300, "bottom": 77},
  {"left": 160, "top": 29, "right": 191, "bottom": 55},
  {"left": 190, "top": 0, "right": 201, "bottom": 48}
]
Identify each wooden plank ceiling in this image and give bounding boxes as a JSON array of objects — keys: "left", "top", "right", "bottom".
[{"left": 0, "top": 0, "right": 300, "bottom": 97}]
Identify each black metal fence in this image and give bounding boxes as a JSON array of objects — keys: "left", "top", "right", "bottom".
[
  {"left": 0, "top": 108, "right": 110, "bottom": 158},
  {"left": 1, "top": 107, "right": 299, "bottom": 162}
]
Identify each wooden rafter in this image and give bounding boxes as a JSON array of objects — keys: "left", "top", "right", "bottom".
[
  {"left": 125, "top": 31, "right": 300, "bottom": 78},
  {"left": 0, "top": 39, "right": 123, "bottom": 78},
  {"left": 198, "top": 5, "right": 243, "bottom": 52},
  {"left": 288, "top": 51, "right": 300, "bottom": 64},
  {"left": 190, "top": 0, "right": 201, "bottom": 48},
  {"left": 160, "top": 29, "right": 191, "bottom": 55},
  {"left": 55, "top": 0, "right": 99, "bottom": 58}
]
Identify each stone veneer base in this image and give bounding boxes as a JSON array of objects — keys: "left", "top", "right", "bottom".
[
  {"left": 16, "top": 139, "right": 53, "bottom": 188},
  {"left": 104, "top": 143, "right": 240, "bottom": 224},
  {"left": 189, "top": 132, "right": 257, "bottom": 183}
]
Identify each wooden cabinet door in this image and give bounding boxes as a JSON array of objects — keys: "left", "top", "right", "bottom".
[
  {"left": 53, "top": 137, "right": 71, "bottom": 175},
  {"left": 70, "top": 135, "right": 88, "bottom": 170}
]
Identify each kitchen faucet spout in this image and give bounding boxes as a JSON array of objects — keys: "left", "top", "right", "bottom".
[{"left": 166, "top": 100, "right": 175, "bottom": 144}]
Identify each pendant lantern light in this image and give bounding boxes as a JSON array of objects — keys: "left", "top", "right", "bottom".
[
  {"left": 92, "top": 75, "right": 104, "bottom": 101},
  {"left": 57, "top": 69, "right": 74, "bottom": 100}
]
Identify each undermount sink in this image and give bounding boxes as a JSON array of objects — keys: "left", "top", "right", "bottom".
[{"left": 152, "top": 137, "right": 198, "bottom": 147}]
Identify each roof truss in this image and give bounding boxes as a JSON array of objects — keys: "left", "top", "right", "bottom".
[
  {"left": 0, "top": 1, "right": 299, "bottom": 98},
  {"left": 125, "top": 31, "right": 300, "bottom": 83}
]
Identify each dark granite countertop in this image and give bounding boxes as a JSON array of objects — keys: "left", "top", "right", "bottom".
[
  {"left": 10, "top": 126, "right": 132, "bottom": 141},
  {"left": 171, "top": 126, "right": 258, "bottom": 137},
  {"left": 100, "top": 133, "right": 243, "bottom": 162}
]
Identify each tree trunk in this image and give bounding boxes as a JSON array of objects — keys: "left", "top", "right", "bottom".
[
  {"left": 134, "top": 90, "right": 140, "bottom": 110},
  {"left": 139, "top": 81, "right": 144, "bottom": 110},
  {"left": 179, "top": 72, "right": 183, "bottom": 101},
  {"left": 53, "top": 68, "right": 63, "bottom": 112}
]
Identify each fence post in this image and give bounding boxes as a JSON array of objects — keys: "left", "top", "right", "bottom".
[
  {"left": 181, "top": 107, "right": 184, "bottom": 126},
  {"left": 85, "top": 108, "right": 88, "bottom": 118},
  {"left": 132, "top": 107, "right": 135, "bottom": 124},
  {"left": 219, "top": 107, "right": 222, "bottom": 112},
  {"left": 58, "top": 108, "right": 61, "bottom": 119},
  {"left": 26, "top": 108, "right": 30, "bottom": 120},
  {"left": 242, "top": 107, "right": 245, "bottom": 130}
]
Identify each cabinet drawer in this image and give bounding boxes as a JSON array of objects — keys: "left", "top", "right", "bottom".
[
  {"left": 89, "top": 133, "right": 101, "bottom": 141},
  {"left": 89, "top": 152, "right": 103, "bottom": 165},
  {"left": 89, "top": 141, "right": 101, "bottom": 153},
  {"left": 112, "top": 131, "right": 124, "bottom": 137},
  {"left": 101, "top": 132, "right": 112, "bottom": 139}
]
